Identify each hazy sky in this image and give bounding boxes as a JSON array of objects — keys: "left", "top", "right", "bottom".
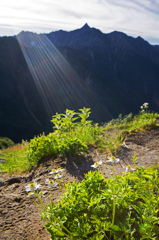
[{"left": 0, "top": 0, "right": 159, "bottom": 45}]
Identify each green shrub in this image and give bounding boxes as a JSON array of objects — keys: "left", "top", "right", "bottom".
[
  {"left": 27, "top": 108, "right": 101, "bottom": 167},
  {"left": 0, "top": 137, "right": 14, "bottom": 149},
  {"left": 42, "top": 167, "right": 159, "bottom": 239}
]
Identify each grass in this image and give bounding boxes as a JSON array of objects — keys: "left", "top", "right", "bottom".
[
  {"left": 102, "top": 111, "right": 159, "bottom": 153},
  {"left": 0, "top": 144, "right": 29, "bottom": 174},
  {"left": 0, "top": 105, "right": 159, "bottom": 174}
]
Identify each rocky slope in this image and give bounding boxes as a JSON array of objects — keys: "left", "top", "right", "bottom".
[{"left": 0, "top": 127, "right": 159, "bottom": 239}]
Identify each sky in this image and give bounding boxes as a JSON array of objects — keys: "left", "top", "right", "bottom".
[{"left": 0, "top": 0, "right": 159, "bottom": 45}]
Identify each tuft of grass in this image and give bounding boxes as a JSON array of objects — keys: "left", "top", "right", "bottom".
[
  {"left": 102, "top": 109, "right": 159, "bottom": 153},
  {"left": 0, "top": 144, "right": 30, "bottom": 174}
]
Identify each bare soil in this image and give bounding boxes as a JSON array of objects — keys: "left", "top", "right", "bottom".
[{"left": 0, "top": 127, "right": 159, "bottom": 240}]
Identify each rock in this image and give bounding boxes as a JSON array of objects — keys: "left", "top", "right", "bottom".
[
  {"left": 5, "top": 177, "right": 21, "bottom": 185},
  {"left": 0, "top": 158, "right": 5, "bottom": 162},
  {"left": 4, "top": 193, "right": 22, "bottom": 202}
]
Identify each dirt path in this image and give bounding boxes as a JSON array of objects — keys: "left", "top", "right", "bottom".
[{"left": 0, "top": 127, "right": 159, "bottom": 240}]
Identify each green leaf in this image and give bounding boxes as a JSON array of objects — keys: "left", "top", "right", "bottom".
[{"left": 110, "top": 225, "right": 121, "bottom": 232}]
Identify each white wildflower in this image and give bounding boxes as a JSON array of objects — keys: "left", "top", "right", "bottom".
[
  {"left": 49, "top": 168, "right": 64, "bottom": 175},
  {"left": 143, "top": 102, "right": 149, "bottom": 107},
  {"left": 53, "top": 174, "right": 63, "bottom": 179},
  {"left": 27, "top": 192, "right": 34, "bottom": 197},
  {"left": 106, "top": 156, "right": 120, "bottom": 164},
  {"left": 122, "top": 165, "right": 136, "bottom": 172},
  {"left": 45, "top": 179, "right": 58, "bottom": 188},
  {"left": 37, "top": 191, "right": 46, "bottom": 198},
  {"left": 57, "top": 168, "right": 64, "bottom": 173},
  {"left": 25, "top": 182, "right": 41, "bottom": 192},
  {"left": 91, "top": 160, "right": 102, "bottom": 168},
  {"left": 49, "top": 169, "right": 59, "bottom": 175}
]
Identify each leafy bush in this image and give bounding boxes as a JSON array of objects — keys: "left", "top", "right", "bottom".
[
  {"left": 0, "top": 137, "right": 14, "bottom": 150},
  {"left": 42, "top": 167, "right": 159, "bottom": 240},
  {"left": 27, "top": 108, "right": 102, "bottom": 167}
]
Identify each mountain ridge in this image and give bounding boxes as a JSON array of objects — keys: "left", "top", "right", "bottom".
[{"left": 0, "top": 24, "right": 159, "bottom": 142}]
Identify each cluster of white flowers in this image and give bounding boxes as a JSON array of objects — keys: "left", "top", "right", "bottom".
[
  {"left": 91, "top": 155, "right": 137, "bottom": 176},
  {"left": 25, "top": 182, "right": 46, "bottom": 198},
  {"left": 140, "top": 102, "right": 149, "bottom": 110},
  {"left": 25, "top": 167, "right": 64, "bottom": 197}
]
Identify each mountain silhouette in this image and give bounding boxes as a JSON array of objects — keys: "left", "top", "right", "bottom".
[{"left": 0, "top": 24, "right": 159, "bottom": 142}]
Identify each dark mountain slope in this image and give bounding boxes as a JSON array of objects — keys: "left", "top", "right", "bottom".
[
  {"left": 46, "top": 24, "right": 159, "bottom": 113},
  {"left": 0, "top": 33, "right": 111, "bottom": 142},
  {"left": 0, "top": 24, "right": 159, "bottom": 142},
  {"left": 0, "top": 37, "right": 52, "bottom": 142}
]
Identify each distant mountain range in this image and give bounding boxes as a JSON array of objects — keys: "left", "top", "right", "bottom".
[{"left": 0, "top": 24, "right": 159, "bottom": 142}]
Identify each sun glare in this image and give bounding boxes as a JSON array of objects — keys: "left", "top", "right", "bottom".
[{"left": 16, "top": 33, "right": 105, "bottom": 121}]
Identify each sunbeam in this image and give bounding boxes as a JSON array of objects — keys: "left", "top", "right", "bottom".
[{"left": 16, "top": 32, "right": 110, "bottom": 122}]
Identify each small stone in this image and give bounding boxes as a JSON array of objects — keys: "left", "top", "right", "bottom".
[{"left": 4, "top": 193, "right": 22, "bottom": 202}]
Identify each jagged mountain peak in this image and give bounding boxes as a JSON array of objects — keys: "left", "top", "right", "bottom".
[
  {"left": 81, "top": 23, "right": 91, "bottom": 29},
  {"left": 46, "top": 23, "right": 103, "bottom": 48}
]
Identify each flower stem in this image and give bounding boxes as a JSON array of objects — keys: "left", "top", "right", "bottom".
[
  {"left": 61, "top": 177, "right": 66, "bottom": 189},
  {"left": 99, "top": 168, "right": 105, "bottom": 177},
  {"left": 112, "top": 163, "right": 116, "bottom": 226},
  {"left": 50, "top": 188, "right": 52, "bottom": 203},
  {"left": 31, "top": 197, "right": 41, "bottom": 211},
  {"left": 112, "top": 197, "right": 115, "bottom": 225},
  {"left": 57, "top": 179, "right": 64, "bottom": 194},
  {"left": 34, "top": 192, "right": 46, "bottom": 210},
  {"left": 113, "top": 162, "right": 115, "bottom": 177}
]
